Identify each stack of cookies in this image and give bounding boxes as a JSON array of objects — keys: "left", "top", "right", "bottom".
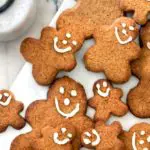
[{"left": 0, "top": 0, "right": 150, "bottom": 149}]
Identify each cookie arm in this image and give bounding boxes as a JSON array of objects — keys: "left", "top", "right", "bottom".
[
  {"left": 20, "top": 38, "right": 41, "bottom": 64},
  {"left": 88, "top": 97, "right": 97, "bottom": 108}
]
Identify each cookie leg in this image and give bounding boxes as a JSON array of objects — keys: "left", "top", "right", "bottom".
[
  {"left": 104, "top": 64, "right": 131, "bottom": 83},
  {"left": 11, "top": 115, "right": 25, "bottom": 130},
  {"left": 32, "top": 64, "right": 58, "bottom": 85}
]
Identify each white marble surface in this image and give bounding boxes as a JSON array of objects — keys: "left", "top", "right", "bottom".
[{"left": 0, "top": 0, "right": 57, "bottom": 89}]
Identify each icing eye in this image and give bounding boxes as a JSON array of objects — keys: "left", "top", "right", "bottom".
[
  {"left": 59, "top": 87, "right": 65, "bottom": 94},
  {"left": 147, "top": 136, "right": 150, "bottom": 142},
  {"left": 61, "top": 128, "right": 67, "bottom": 133},
  {"left": 66, "top": 33, "right": 72, "bottom": 38},
  {"left": 62, "top": 40, "right": 68, "bottom": 45},
  {"left": 71, "top": 90, "right": 77, "bottom": 97},
  {"left": 4, "top": 92, "right": 9, "bottom": 97},
  {"left": 129, "top": 26, "right": 134, "bottom": 31},
  {"left": 67, "top": 133, "right": 72, "bottom": 138},
  {"left": 121, "top": 23, "right": 126, "bottom": 28},
  {"left": 0, "top": 94, "right": 2, "bottom": 99},
  {"left": 103, "top": 81, "right": 107, "bottom": 88},
  {"left": 72, "top": 40, "right": 77, "bottom": 46}
]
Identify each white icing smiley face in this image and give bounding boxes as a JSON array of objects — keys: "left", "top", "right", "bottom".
[
  {"left": 147, "top": 42, "right": 150, "bottom": 49},
  {"left": 0, "top": 92, "right": 12, "bottom": 106},
  {"left": 53, "top": 127, "right": 73, "bottom": 145},
  {"left": 115, "top": 22, "right": 135, "bottom": 45},
  {"left": 96, "top": 81, "right": 111, "bottom": 98},
  {"left": 83, "top": 129, "right": 101, "bottom": 146},
  {"left": 55, "top": 86, "right": 80, "bottom": 118},
  {"left": 132, "top": 130, "right": 150, "bottom": 150},
  {"left": 53, "top": 32, "right": 78, "bottom": 53}
]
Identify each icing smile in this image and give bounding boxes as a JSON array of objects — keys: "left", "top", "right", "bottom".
[
  {"left": 55, "top": 97, "right": 80, "bottom": 118},
  {"left": 115, "top": 27, "right": 133, "bottom": 45},
  {"left": 0, "top": 93, "right": 12, "bottom": 106},
  {"left": 83, "top": 129, "right": 101, "bottom": 146},
  {"left": 53, "top": 32, "right": 77, "bottom": 53},
  {"left": 54, "top": 36, "right": 72, "bottom": 53},
  {"left": 96, "top": 81, "right": 110, "bottom": 97}
]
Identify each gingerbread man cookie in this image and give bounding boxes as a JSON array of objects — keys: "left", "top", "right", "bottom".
[
  {"left": 21, "top": 26, "right": 84, "bottom": 85},
  {"left": 128, "top": 22, "right": 150, "bottom": 118},
  {"left": 120, "top": 123, "right": 150, "bottom": 150},
  {"left": 89, "top": 79, "right": 128, "bottom": 122},
  {"left": 81, "top": 121, "right": 125, "bottom": 150},
  {"left": 120, "top": 0, "right": 150, "bottom": 25},
  {"left": 84, "top": 17, "right": 141, "bottom": 83},
  {"left": 12, "top": 77, "right": 93, "bottom": 150},
  {"left": 0, "top": 90, "right": 25, "bottom": 132},
  {"left": 57, "top": 0, "right": 123, "bottom": 38}
]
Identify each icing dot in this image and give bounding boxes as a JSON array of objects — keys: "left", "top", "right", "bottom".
[
  {"left": 62, "top": 40, "right": 68, "bottom": 45},
  {"left": 141, "top": 131, "right": 146, "bottom": 135},
  {"left": 83, "top": 138, "right": 91, "bottom": 145},
  {"left": 67, "top": 133, "right": 72, "bottom": 138},
  {"left": 147, "top": 136, "right": 150, "bottom": 142},
  {"left": 66, "top": 33, "right": 71, "bottom": 38},
  {"left": 139, "top": 140, "right": 144, "bottom": 145},
  {"left": 129, "top": 26, "right": 134, "bottom": 31},
  {"left": 4, "top": 93, "right": 9, "bottom": 97},
  {"left": 61, "top": 128, "right": 67, "bottom": 133},
  {"left": 122, "top": 29, "right": 127, "bottom": 35},
  {"left": 147, "top": 42, "right": 150, "bottom": 50},
  {"left": 71, "top": 90, "right": 77, "bottom": 97},
  {"left": 121, "top": 23, "right": 126, "bottom": 27},
  {"left": 143, "top": 148, "right": 148, "bottom": 150},
  {"left": 64, "top": 98, "right": 70, "bottom": 106},
  {"left": 72, "top": 40, "right": 77, "bottom": 46},
  {"left": 103, "top": 81, "right": 107, "bottom": 87},
  {"left": 96, "top": 83, "right": 100, "bottom": 89},
  {"left": 0, "top": 94, "right": 2, "bottom": 100},
  {"left": 59, "top": 87, "right": 65, "bottom": 94}
]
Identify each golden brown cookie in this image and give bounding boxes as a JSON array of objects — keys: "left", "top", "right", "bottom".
[
  {"left": 57, "top": 0, "right": 123, "bottom": 38},
  {"left": 84, "top": 17, "right": 141, "bottom": 83},
  {"left": 12, "top": 77, "right": 93, "bottom": 150},
  {"left": 120, "top": 0, "right": 150, "bottom": 25},
  {"left": 11, "top": 123, "right": 76, "bottom": 150},
  {"left": 89, "top": 79, "right": 128, "bottom": 122},
  {"left": 0, "top": 90, "right": 25, "bottom": 132},
  {"left": 120, "top": 123, "right": 150, "bottom": 150},
  {"left": 81, "top": 121, "right": 125, "bottom": 150},
  {"left": 128, "top": 22, "right": 150, "bottom": 118},
  {"left": 21, "top": 26, "right": 84, "bottom": 85}
]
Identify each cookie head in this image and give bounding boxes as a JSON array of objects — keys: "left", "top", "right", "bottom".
[
  {"left": 81, "top": 129, "right": 101, "bottom": 148},
  {"left": 52, "top": 125, "right": 75, "bottom": 145},
  {"left": 93, "top": 79, "right": 112, "bottom": 98},
  {"left": 113, "top": 17, "right": 138, "bottom": 44},
  {"left": 48, "top": 77, "right": 87, "bottom": 118},
  {"left": 54, "top": 27, "right": 83, "bottom": 54},
  {"left": 122, "top": 123, "right": 150, "bottom": 150},
  {"left": 0, "top": 90, "right": 14, "bottom": 107}
]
